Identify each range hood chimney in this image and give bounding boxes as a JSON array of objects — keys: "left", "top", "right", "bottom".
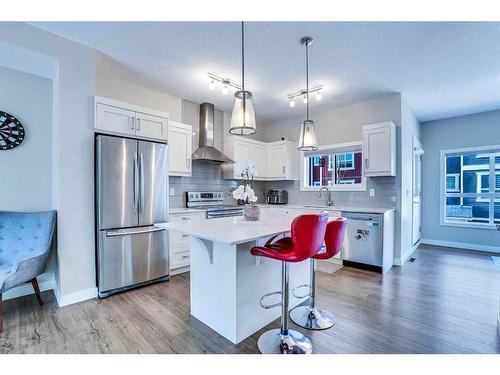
[{"left": 192, "top": 102, "right": 234, "bottom": 163}]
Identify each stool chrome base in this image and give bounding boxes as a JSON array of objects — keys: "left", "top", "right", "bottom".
[
  {"left": 290, "top": 305, "right": 335, "bottom": 330},
  {"left": 257, "top": 328, "right": 313, "bottom": 354}
]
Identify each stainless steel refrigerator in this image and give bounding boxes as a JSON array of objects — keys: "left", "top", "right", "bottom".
[{"left": 96, "top": 134, "right": 169, "bottom": 298}]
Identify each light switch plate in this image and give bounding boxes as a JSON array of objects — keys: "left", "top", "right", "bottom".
[
  {"left": 369, "top": 189, "right": 375, "bottom": 197},
  {"left": 170, "top": 188, "right": 175, "bottom": 196}
]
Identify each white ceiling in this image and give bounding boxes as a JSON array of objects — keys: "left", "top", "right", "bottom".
[{"left": 31, "top": 21, "right": 500, "bottom": 124}]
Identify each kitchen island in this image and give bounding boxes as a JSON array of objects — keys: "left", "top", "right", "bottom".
[{"left": 157, "top": 213, "right": 319, "bottom": 344}]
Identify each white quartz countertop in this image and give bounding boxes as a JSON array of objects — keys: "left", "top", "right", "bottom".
[
  {"left": 157, "top": 213, "right": 326, "bottom": 245},
  {"left": 257, "top": 204, "right": 395, "bottom": 214},
  {"left": 168, "top": 204, "right": 395, "bottom": 216}
]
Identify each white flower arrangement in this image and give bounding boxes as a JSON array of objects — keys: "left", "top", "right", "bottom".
[
  {"left": 232, "top": 163, "right": 258, "bottom": 204},
  {"left": 232, "top": 184, "right": 258, "bottom": 203}
]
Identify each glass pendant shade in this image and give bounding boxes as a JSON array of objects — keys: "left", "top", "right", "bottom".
[
  {"left": 229, "top": 90, "right": 257, "bottom": 136},
  {"left": 298, "top": 119, "right": 318, "bottom": 151}
]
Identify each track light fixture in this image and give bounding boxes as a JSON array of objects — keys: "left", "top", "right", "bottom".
[
  {"left": 287, "top": 86, "right": 323, "bottom": 108},
  {"left": 207, "top": 73, "right": 241, "bottom": 95}
]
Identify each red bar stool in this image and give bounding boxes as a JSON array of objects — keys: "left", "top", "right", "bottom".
[
  {"left": 290, "top": 217, "right": 347, "bottom": 330},
  {"left": 250, "top": 214, "right": 328, "bottom": 354}
]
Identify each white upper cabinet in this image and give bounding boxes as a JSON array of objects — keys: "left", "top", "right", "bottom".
[
  {"left": 94, "top": 96, "right": 169, "bottom": 142},
  {"left": 223, "top": 136, "right": 298, "bottom": 180},
  {"left": 168, "top": 121, "right": 193, "bottom": 177},
  {"left": 268, "top": 141, "right": 297, "bottom": 180},
  {"left": 135, "top": 112, "right": 168, "bottom": 140},
  {"left": 363, "top": 121, "right": 396, "bottom": 177},
  {"left": 96, "top": 103, "right": 136, "bottom": 136}
]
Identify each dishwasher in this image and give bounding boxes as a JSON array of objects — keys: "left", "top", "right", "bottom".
[{"left": 342, "top": 212, "right": 384, "bottom": 272}]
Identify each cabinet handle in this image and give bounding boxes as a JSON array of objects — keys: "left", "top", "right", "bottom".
[
  {"left": 186, "top": 158, "right": 191, "bottom": 169},
  {"left": 182, "top": 255, "right": 190, "bottom": 259},
  {"left": 182, "top": 217, "right": 191, "bottom": 220},
  {"left": 136, "top": 118, "right": 141, "bottom": 131},
  {"left": 365, "top": 158, "right": 369, "bottom": 169},
  {"left": 282, "top": 166, "right": 285, "bottom": 175},
  {"left": 182, "top": 234, "right": 190, "bottom": 238},
  {"left": 130, "top": 117, "right": 135, "bottom": 130}
]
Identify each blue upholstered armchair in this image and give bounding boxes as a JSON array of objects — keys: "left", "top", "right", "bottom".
[{"left": 0, "top": 210, "right": 56, "bottom": 332}]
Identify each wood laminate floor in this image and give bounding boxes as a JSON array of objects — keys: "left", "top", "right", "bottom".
[{"left": 1, "top": 244, "right": 500, "bottom": 354}]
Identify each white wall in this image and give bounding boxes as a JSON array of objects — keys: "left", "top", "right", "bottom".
[
  {"left": 95, "top": 53, "right": 183, "bottom": 122},
  {"left": 399, "top": 98, "right": 421, "bottom": 263},
  {"left": 421, "top": 109, "right": 500, "bottom": 252},
  {"left": 0, "top": 66, "right": 53, "bottom": 211},
  {"left": 0, "top": 22, "right": 97, "bottom": 304}
]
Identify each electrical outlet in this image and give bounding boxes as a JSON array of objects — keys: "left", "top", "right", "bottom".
[
  {"left": 369, "top": 189, "right": 375, "bottom": 197},
  {"left": 169, "top": 188, "right": 175, "bottom": 196}
]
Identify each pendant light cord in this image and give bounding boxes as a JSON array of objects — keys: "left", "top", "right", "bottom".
[
  {"left": 305, "top": 40, "right": 309, "bottom": 121},
  {"left": 241, "top": 21, "right": 246, "bottom": 127},
  {"left": 241, "top": 21, "right": 245, "bottom": 93}
]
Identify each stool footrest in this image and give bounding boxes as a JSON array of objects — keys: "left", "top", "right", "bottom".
[
  {"left": 292, "top": 284, "right": 311, "bottom": 299},
  {"left": 260, "top": 291, "right": 282, "bottom": 309}
]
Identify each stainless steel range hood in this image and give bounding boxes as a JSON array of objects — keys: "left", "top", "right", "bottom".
[{"left": 192, "top": 102, "right": 234, "bottom": 163}]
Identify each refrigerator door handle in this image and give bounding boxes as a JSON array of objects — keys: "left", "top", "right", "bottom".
[
  {"left": 133, "top": 152, "right": 139, "bottom": 214},
  {"left": 139, "top": 152, "right": 145, "bottom": 214},
  {"left": 106, "top": 227, "right": 166, "bottom": 237}
]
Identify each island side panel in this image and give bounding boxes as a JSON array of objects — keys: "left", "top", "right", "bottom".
[
  {"left": 190, "top": 237, "right": 238, "bottom": 344},
  {"left": 235, "top": 237, "right": 310, "bottom": 344}
]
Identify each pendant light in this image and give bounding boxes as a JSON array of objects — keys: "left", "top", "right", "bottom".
[
  {"left": 229, "top": 22, "right": 257, "bottom": 136},
  {"left": 298, "top": 36, "right": 318, "bottom": 151}
]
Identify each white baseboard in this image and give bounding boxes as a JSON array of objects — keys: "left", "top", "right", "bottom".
[
  {"left": 421, "top": 238, "right": 500, "bottom": 254},
  {"left": 55, "top": 287, "right": 98, "bottom": 307},
  {"left": 394, "top": 242, "right": 420, "bottom": 266},
  {"left": 170, "top": 266, "right": 189, "bottom": 276},
  {"left": 2, "top": 272, "right": 55, "bottom": 301}
]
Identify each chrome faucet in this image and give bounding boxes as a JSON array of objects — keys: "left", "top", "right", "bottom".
[{"left": 318, "top": 187, "right": 334, "bottom": 206}]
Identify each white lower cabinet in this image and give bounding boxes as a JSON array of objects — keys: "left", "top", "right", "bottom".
[{"left": 169, "top": 212, "right": 205, "bottom": 273}]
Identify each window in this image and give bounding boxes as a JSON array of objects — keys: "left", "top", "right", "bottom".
[
  {"left": 446, "top": 173, "right": 460, "bottom": 192},
  {"left": 329, "top": 152, "right": 355, "bottom": 171},
  {"left": 301, "top": 142, "right": 366, "bottom": 191},
  {"left": 441, "top": 146, "right": 500, "bottom": 228}
]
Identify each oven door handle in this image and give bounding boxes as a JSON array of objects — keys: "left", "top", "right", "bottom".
[{"left": 207, "top": 213, "right": 242, "bottom": 219}]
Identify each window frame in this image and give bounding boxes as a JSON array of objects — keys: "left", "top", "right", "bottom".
[
  {"left": 440, "top": 145, "right": 500, "bottom": 230},
  {"left": 300, "top": 141, "right": 366, "bottom": 192},
  {"left": 329, "top": 152, "right": 355, "bottom": 171},
  {"left": 446, "top": 173, "right": 460, "bottom": 193}
]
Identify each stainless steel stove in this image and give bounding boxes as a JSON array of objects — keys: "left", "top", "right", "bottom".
[{"left": 186, "top": 191, "right": 243, "bottom": 219}]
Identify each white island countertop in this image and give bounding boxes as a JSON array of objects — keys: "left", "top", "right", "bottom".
[
  {"left": 157, "top": 214, "right": 305, "bottom": 245},
  {"left": 257, "top": 204, "right": 395, "bottom": 214}
]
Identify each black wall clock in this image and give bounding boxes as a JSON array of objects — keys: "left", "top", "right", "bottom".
[{"left": 0, "top": 111, "right": 25, "bottom": 150}]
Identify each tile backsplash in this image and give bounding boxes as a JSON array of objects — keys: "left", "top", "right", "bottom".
[
  {"left": 254, "top": 177, "right": 396, "bottom": 208},
  {"left": 169, "top": 162, "right": 266, "bottom": 208}
]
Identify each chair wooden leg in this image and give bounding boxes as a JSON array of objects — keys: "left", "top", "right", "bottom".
[
  {"left": 0, "top": 294, "right": 3, "bottom": 334},
  {"left": 31, "top": 278, "right": 44, "bottom": 306}
]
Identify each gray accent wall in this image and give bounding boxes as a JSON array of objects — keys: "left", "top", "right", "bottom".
[{"left": 421, "top": 109, "right": 500, "bottom": 251}]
